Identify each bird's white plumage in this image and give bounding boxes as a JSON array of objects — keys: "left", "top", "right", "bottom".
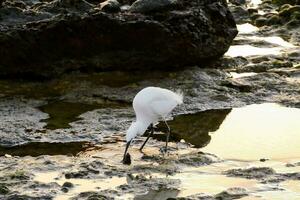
[{"left": 126, "top": 87, "right": 183, "bottom": 142}]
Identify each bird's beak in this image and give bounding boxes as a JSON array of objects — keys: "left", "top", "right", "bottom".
[
  {"left": 122, "top": 152, "right": 131, "bottom": 165},
  {"left": 122, "top": 140, "right": 132, "bottom": 165}
]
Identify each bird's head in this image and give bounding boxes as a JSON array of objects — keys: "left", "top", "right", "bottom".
[{"left": 126, "top": 122, "right": 139, "bottom": 142}]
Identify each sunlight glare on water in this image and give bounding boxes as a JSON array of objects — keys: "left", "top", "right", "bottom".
[
  {"left": 230, "top": 72, "right": 257, "bottom": 78},
  {"left": 225, "top": 45, "right": 283, "bottom": 57},
  {"left": 201, "top": 103, "right": 300, "bottom": 161},
  {"left": 237, "top": 23, "right": 259, "bottom": 34},
  {"left": 173, "top": 172, "right": 258, "bottom": 196},
  {"left": 249, "top": 0, "right": 262, "bottom": 7},
  {"left": 248, "top": 36, "right": 295, "bottom": 48}
]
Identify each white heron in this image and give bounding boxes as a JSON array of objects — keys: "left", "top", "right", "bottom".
[{"left": 122, "top": 86, "right": 183, "bottom": 164}]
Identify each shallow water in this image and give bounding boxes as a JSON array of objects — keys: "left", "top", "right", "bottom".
[
  {"left": 153, "top": 109, "right": 231, "bottom": 148},
  {"left": 156, "top": 103, "right": 300, "bottom": 161},
  {"left": 201, "top": 103, "right": 300, "bottom": 161},
  {"left": 39, "top": 100, "right": 127, "bottom": 130},
  {"left": 226, "top": 22, "right": 296, "bottom": 57},
  {"left": 225, "top": 44, "right": 284, "bottom": 57},
  {"left": 173, "top": 172, "right": 258, "bottom": 196},
  {"left": 39, "top": 101, "right": 103, "bottom": 130},
  {"left": 27, "top": 103, "right": 300, "bottom": 199},
  {"left": 34, "top": 171, "right": 127, "bottom": 200},
  {"left": 237, "top": 23, "right": 259, "bottom": 34}
]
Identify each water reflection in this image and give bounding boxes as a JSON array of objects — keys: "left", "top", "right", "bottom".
[
  {"left": 34, "top": 171, "right": 127, "bottom": 200},
  {"left": 39, "top": 100, "right": 127, "bottom": 130},
  {"left": 230, "top": 72, "right": 257, "bottom": 78},
  {"left": 225, "top": 45, "right": 283, "bottom": 57},
  {"left": 248, "top": 36, "right": 295, "bottom": 48},
  {"left": 153, "top": 109, "right": 231, "bottom": 148},
  {"left": 153, "top": 103, "right": 300, "bottom": 161},
  {"left": 237, "top": 23, "right": 259, "bottom": 34},
  {"left": 173, "top": 172, "right": 258, "bottom": 196},
  {"left": 0, "top": 142, "right": 91, "bottom": 156},
  {"left": 202, "top": 103, "right": 300, "bottom": 160}
]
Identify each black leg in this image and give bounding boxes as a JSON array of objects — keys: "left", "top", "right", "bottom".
[
  {"left": 139, "top": 123, "right": 154, "bottom": 151},
  {"left": 164, "top": 120, "right": 170, "bottom": 154},
  {"left": 122, "top": 140, "right": 132, "bottom": 164}
]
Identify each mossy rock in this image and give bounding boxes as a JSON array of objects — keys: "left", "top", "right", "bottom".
[
  {"left": 272, "top": 60, "right": 293, "bottom": 68},
  {"left": 272, "top": 0, "right": 296, "bottom": 5},
  {"left": 250, "top": 13, "right": 262, "bottom": 20},
  {"left": 288, "top": 5, "right": 300, "bottom": 12},
  {"left": 279, "top": 5, "right": 300, "bottom": 18},
  {"left": 286, "top": 18, "right": 300, "bottom": 28},
  {"left": 248, "top": 8, "right": 258, "bottom": 14},
  {"left": 279, "top": 3, "right": 292, "bottom": 11},
  {"left": 291, "top": 10, "right": 300, "bottom": 19},
  {"left": 263, "top": 0, "right": 273, "bottom": 3},
  {"left": 255, "top": 17, "right": 268, "bottom": 26},
  {"left": 279, "top": 7, "right": 292, "bottom": 17},
  {"left": 9, "top": 170, "right": 29, "bottom": 180},
  {"left": 267, "top": 15, "right": 282, "bottom": 24}
]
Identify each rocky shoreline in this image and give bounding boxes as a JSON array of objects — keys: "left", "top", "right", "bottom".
[{"left": 0, "top": 0, "right": 300, "bottom": 199}]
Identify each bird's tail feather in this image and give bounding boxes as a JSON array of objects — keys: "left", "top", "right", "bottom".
[{"left": 175, "top": 89, "right": 184, "bottom": 104}]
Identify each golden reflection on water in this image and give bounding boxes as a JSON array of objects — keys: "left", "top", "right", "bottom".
[
  {"left": 250, "top": 190, "right": 300, "bottom": 200},
  {"left": 202, "top": 103, "right": 300, "bottom": 161},
  {"left": 283, "top": 180, "right": 300, "bottom": 193},
  {"left": 173, "top": 173, "right": 257, "bottom": 196},
  {"left": 34, "top": 171, "right": 127, "bottom": 200},
  {"left": 32, "top": 104, "right": 300, "bottom": 199}
]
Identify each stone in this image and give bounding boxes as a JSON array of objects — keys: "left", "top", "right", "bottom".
[
  {"left": 221, "top": 79, "right": 253, "bottom": 92},
  {"left": 99, "top": 0, "right": 120, "bottom": 13},
  {"left": 272, "top": 0, "right": 297, "bottom": 5},
  {"left": 267, "top": 14, "right": 282, "bottom": 25},
  {"left": 61, "top": 187, "right": 69, "bottom": 193},
  {"left": 225, "top": 167, "right": 276, "bottom": 179},
  {"left": 214, "top": 187, "right": 248, "bottom": 199},
  {"left": 130, "top": 0, "right": 177, "bottom": 13},
  {"left": 255, "top": 16, "right": 268, "bottom": 26},
  {"left": 279, "top": 5, "right": 300, "bottom": 18},
  {"left": 0, "top": 184, "right": 9, "bottom": 195},
  {"left": 62, "top": 181, "right": 74, "bottom": 188},
  {"left": 229, "top": 0, "right": 246, "bottom": 5},
  {"left": 0, "top": 0, "right": 237, "bottom": 78},
  {"left": 229, "top": 5, "right": 249, "bottom": 23}
]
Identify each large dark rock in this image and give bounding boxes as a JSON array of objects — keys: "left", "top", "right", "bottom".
[{"left": 0, "top": 0, "right": 237, "bottom": 78}]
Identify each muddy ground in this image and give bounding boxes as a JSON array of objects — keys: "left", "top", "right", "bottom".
[{"left": 0, "top": 0, "right": 300, "bottom": 199}]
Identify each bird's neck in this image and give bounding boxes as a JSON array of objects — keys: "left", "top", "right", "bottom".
[{"left": 136, "top": 118, "right": 151, "bottom": 134}]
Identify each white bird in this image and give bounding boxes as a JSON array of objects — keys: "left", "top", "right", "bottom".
[{"left": 122, "top": 86, "right": 183, "bottom": 164}]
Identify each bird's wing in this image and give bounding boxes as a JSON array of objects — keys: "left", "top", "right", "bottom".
[{"left": 149, "top": 98, "right": 178, "bottom": 118}]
